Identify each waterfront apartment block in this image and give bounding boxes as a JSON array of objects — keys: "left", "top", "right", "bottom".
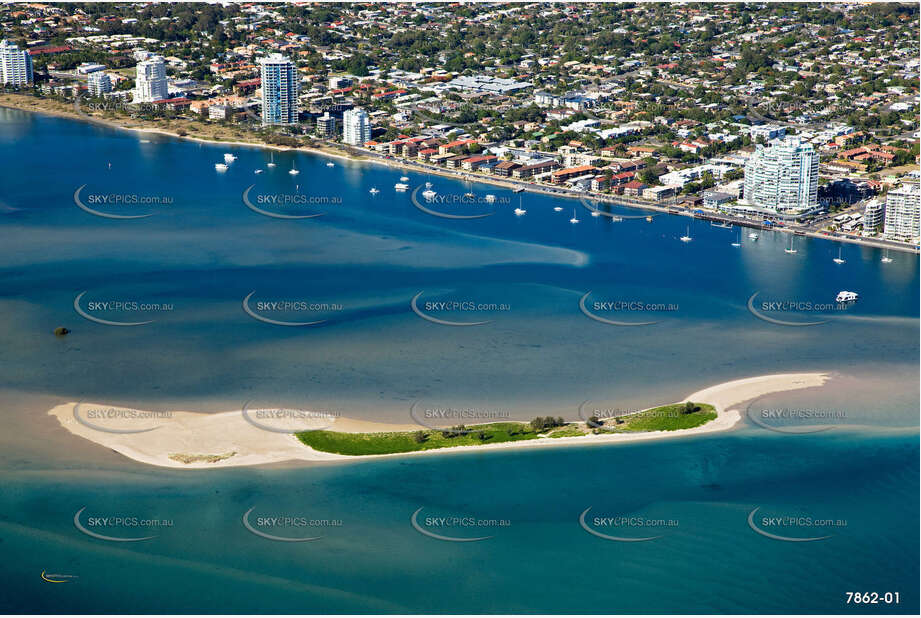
[
  {"left": 259, "top": 53, "right": 299, "bottom": 125},
  {"left": 87, "top": 71, "right": 112, "bottom": 97},
  {"left": 883, "top": 183, "right": 920, "bottom": 243},
  {"left": 342, "top": 108, "right": 370, "bottom": 145},
  {"left": 0, "top": 39, "right": 33, "bottom": 86},
  {"left": 742, "top": 137, "right": 820, "bottom": 219},
  {"left": 133, "top": 56, "right": 168, "bottom": 103}
]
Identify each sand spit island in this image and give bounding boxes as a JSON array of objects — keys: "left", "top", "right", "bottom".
[{"left": 48, "top": 373, "right": 829, "bottom": 469}]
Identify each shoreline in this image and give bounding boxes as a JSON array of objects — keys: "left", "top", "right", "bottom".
[
  {"left": 2, "top": 94, "right": 916, "bottom": 254},
  {"left": 48, "top": 372, "right": 831, "bottom": 469}
]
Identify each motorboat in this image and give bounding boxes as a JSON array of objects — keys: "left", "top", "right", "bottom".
[
  {"left": 214, "top": 163, "right": 228, "bottom": 172},
  {"left": 553, "top": 206, "right": 563, "bottom": 212},
  {"left": 835, "top": 291, "right": 858, "bottom": 303},
  {"left": 748, "top": 232, "right": 759, "bottom": 240},
  {"left": 254, "top": 169, "right": 263, "bottom": 174},
  {"left": 514, "top": 207, "right": 526, "bottom": 216},
  {"left": 326, "top": 162, "right": 335, "bottom": 167},
  {"left": 485, "top": 194, "right": 496, "bottom": 203},
  {"left": 513, "top": 187, "right": 525, "bottom": 193},
  {"left": 289, "top": 168, "right": 300, "bottom": 175},
  {"left": 395, "top": 183, "right": 409, "bottom": 191},
  {"left": 422, "top": 189, "right": 437, "bottom": 199},
  {"left": 369, "top": 187, "right": 380, "bottom": 195},
  {"left": 400, "top": 176, "right": 409, "bottom": 182},
  {"left": 223, "top": 153, "right": 237, "bottom": 163}
]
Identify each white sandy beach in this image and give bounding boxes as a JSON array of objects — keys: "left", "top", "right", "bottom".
[{"left": 48, "top": 373, "right": 829, "bottom": 469}]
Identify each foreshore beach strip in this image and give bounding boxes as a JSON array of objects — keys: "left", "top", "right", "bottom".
[
  {"left": 48, "top": 373, "right": 830, "bottom": 469},
  {"left": 0, "top": 95, "right": 913, "bottom": 255}
]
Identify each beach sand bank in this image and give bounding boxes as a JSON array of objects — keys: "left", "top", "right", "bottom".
[{"left": 48, "top": 373, "right": 830, "bottom": 469}]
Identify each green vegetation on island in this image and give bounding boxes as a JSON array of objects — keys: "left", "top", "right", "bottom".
[{"left": 296, "top": 403, "right": 717, "bottom": 456}]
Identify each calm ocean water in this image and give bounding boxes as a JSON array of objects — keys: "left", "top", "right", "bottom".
[{"left": 0, "top": 108, "right": 917, "bottom": 613}]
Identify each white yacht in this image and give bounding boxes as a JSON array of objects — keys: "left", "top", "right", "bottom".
[
  {"left": 513, "top": 187, "right": 525, "bottom": 193},
  {"left": 680, "top": 225, "right": 692, "bottom": 242},
  {"left": 731, "top": 229, "right": 741, "bottom": 247},
  {"left": 267, "top": 153, "right": 276, "bottom": 168},
  {"left": 400, "top": 176, "right": 409, "bottom": 182},
  {"left": 835, "top": 291, "right": 859, "bottom": 303},
  {"left": 553, "top": 206, "right": 563, "bottom": 212},
  {"left": 422, "top": 188, "right": 437, "bottom": 200},
  {"left": 748, "top": 232, "right": 759, "bottom": 240},
  {"left": 463, "top": 192, "right": 475, "bottom": 199},
  {"left": 254, "top": 169, "right": 263, "bottom": 174},
  {"left": 214, "top": 163, "right": 228, "bottom": 172},
  {"left": 833, "top": 247, "right": 845, "bottom": 264},
  {"left": 784, "top": 236, "right": 797, "bottom": 254},
  {"left": 369, "top": 187, "right": 380, "bottom": 195},
  {"left": 425, "top": 181, "right": 433, "bottom": 189},
  {"left": 485, "top": 194, "right": 496, "bottom": 203},
  {"left": 223, "top": 153, "right": 237, "bottom": 163},
  {"left": 514, "top": 207, "right": 527, "bottom": 216},
  {"left": 881, "top": 248, "right": 893, "bottom": 263},
  {"left": 326, "top": 161, "right": 335, "bottom": 167},
  {"left": 590, "top": 210, "right": 601, "bottom": 217},
  {"left": 395, "top": 183, "right": 409, "bottom": 191},
  {"left": 289, "top": 168, "right": 300, "bottom": 176},
  {"left": 569, "top": 209, "right": 580, "bottom": 224}
]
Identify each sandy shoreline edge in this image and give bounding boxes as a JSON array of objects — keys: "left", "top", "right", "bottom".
[
  {"left": 48, "top": 373, "right": 830, "bottom": 469},
  {"left": 2, "top": 97, "right": 915, "bottom": 255}
]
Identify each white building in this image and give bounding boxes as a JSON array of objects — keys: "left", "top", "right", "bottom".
[
  {"left": 1, "top": 39, "right": 34, "bottom": 86},
  {"left": 748, "top": 124, "right": 786, "bottom": 142},
  {"left": 259, "top": 53, "right": 299, "bottom": 125},
  {"left": 316, "top": 112, "right": 336, "bottom": 137},
  {"left": 87, "top": 71, "right": 112, "bottom": 97},
  {"left": 883, "top": 184, "right": 920, "bottom": 243},
  {"left": 133, "top": 55, "right": 168, "bottom": 103},
  {"left": 342, "top": 107, "right": 370, "bottom": 146},
  {"left": 861, "top": 200, "right": 884, "bottom": 235},
  {"left": 742, "top": 137, "right": 819, "bottom": 218}
]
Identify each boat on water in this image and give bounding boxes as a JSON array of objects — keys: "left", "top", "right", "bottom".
[
  {"left": 400, "top": 176, "right": 409, "bottom": 182},
  {"left": 422, "top": 189, "right": 436, "bottom": 199},
  {"left": 680, "top": 225, "right": 692, "bottom": 242},
  {"left": 646, "top": 215, "right": 654, "bottom": 222},
  {"left": 611, "top": 215, "right": 623, "bottom": 222},
  {"left": 326, "top": 162, "right": 335, "bottom": 167},
  {"left": 395, "top": 183, "right": 409, "bottom": 191},
  {"left": 784, "top": 236, "right": 797, "bottom": 254},
  {"left": 835, "top": 291, "right": 859, "bottom": 303},
  {"left": 591, "top": 211, "right": 601, "bottom": 217},
  {"left": 514, "top": 207, "right": 526, "bottom": 216},
  {"left": 223, "top": 153, "right": 237, "bottom": 163},
  {"left": 553, "top": 206, "right": 563, "bottom": 212},
  {"left": 732, "top": 229, "right": 741, "bottom": 247},
  {"left": 425, "top": 181, "right": 433, "bottom": 189},
  {"left": 254, "top": 169, "right": 263, "bottom": 174},
  {"left": 711, "top": 221, "right": 732, "bottom": 229},
  {"left": 289, "top": 168, "right": 300, "bottom": 175},
  {"left": 748, "top": 232, "right": 759, "bottom": 240},
  {"left": 369, "top": 187, "right": 380, "bottom": 195},
  {"left": 214, "top": 163, "right": 228, "bottom": 172},
  {"left": 463, "top": 192, "right": 475, "bottom": 199},
  {"left": 881, "top": 248, "right": 893, "bottom": 263},
  {"left": 833, "top": 247, "right": 846, "bottom": 264},
  {"left": 485, "top": 194, "right": 496, "bottom": 203},
  {"left": 513, "top": 187, "right": 525, "bottom": 193},
  {"left": 267, "top": 153, "right": 276, "bottom": 168},
  {"left": 569, "top": 209, "right": 580, "bottom": 224}
]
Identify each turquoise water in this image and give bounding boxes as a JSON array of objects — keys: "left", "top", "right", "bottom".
[{"left": 0, "top": 108, "right": 918, "bottom": 613}]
